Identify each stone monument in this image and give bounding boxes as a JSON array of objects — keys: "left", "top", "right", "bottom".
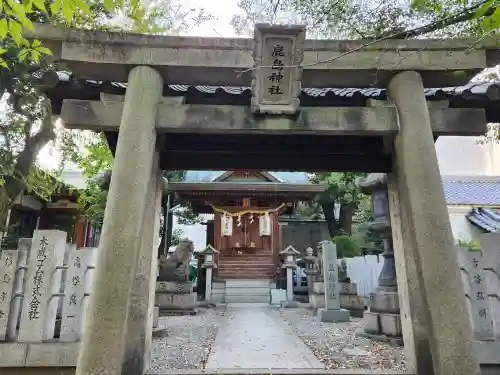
[
  {"left": 155, "top": 239, "right": 196, "bottom": 314},
  {"left": 317, "top": 241, "right": 350, "bottom": 322},
  {"left": 358, "top": 174, "right": 402, "bottom": 344}
]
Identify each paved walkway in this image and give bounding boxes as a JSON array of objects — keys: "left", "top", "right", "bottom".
[{"left": 206, "top": 303, "right": 325, "bottom": 369}]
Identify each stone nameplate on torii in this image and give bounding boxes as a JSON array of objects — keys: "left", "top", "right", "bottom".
[{"left": 251, "top": 24, "right": 305, "bottom": 115}]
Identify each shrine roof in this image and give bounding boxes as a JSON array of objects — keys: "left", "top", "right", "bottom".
[
  {"left": 45, "top": 73, "right": 500, "bottom": 125},
  {"left": 467, "top": 207, "right": 500, "bottom": 232},
  {"left": 50, "top": 71, "right": 500, "bottom": 106},
  {"left": 183, "top": 171, "right": 309, "bottom": 184},
  {"left": 443, "top": 176, "right": 500, "bottom": 206}
]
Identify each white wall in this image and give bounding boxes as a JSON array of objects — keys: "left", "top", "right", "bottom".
[
  {"left": 436, "top": 137, "right": 487, "bottom": 175},
  {"left": 436, "top": 136, "right": 500, "bottom": 175},
  {"left": 448, "top": 206, "right": 485, "bottom": 243}
]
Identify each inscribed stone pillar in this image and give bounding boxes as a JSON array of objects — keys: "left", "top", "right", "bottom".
[
  {"left": 6, "top": 238, "right": 30, "bottom": 340},
  {"left": 388, "top": 70, "right": 480, "bottom": 375},
  {"left": 76, "top": 65, "right": 163, "bottom": 375},
  {"left": 317, "top": 241, "right": 349, "bottom": 322},
  {"left": 457, "top": 247, "right": 495, "bottom": 341},
  {"left": 122, "top": 153, "right": 162, "bottom": 375},
  {"left": 18, "top": 230, "right": 66, "bottom": 342},
  {"left": 60, "top": 247, "right": 97, "bottom": 342},
  {"left": 0, "top": 249, "right": 19, "bottom": 340}
]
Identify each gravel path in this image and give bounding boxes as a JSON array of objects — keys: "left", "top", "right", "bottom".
[
  {"left": 277, "top": 307, "right": 407, "bottom": 371},
  {"left": 150, "top": 306, "right": 227, "bottom": 370}
]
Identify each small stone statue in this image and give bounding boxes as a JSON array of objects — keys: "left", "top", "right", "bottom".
[
  {"left": 338, "top": 258, "right": 350, "bottom": 283},
  {"left": 158, "top": 239, "right": 194, "bottom": 282}
]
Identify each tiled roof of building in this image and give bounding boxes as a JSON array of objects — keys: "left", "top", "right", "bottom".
[
  {"left": 467, "top": 207, "right": 500, "bottom": 232},
  {"left": 165, "top": 81, "right": 500, "bottom": 101},
  {"left": 183, "top": 171, "right": 310, "bottom": 184},
  {"left": 443, "top": 176, "right": 500, "bottom": 206},
  {"left": 54, "top": 71, "right": 500, "bottom": 103}
]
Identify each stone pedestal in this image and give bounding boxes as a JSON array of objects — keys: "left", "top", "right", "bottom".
[
  {"left": 310, "top": 282, "right": 325, "bottom": 309},
  {"left": 339, "top": 282, "right": 364, "bottom": 318},
  {"left": 271, "top": 289, "right": 287, "bottom": 305},
  {"left": 155, "top": 281, "right": 196, "bottom": 314},
  {"left": 318, "top": 308, "right": 350, "bottom": 322}
]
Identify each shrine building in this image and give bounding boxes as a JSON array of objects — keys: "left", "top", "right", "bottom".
[{"left": 169, "top": 170, "right": 324, "bottom": 280}]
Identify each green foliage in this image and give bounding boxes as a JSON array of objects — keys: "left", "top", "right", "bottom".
[
  {"left": 311, "top": 172, "right": 366, "bottom": 207},
  {"left": 171, "top": 228, "right": 183, "bottom": 246},
  {"left": 333, "top": 235, "right": 361, "bottom": 258},
  {"left": 232, "top": 0, "right": 500, "bottom": 40},
  {"left": 0, "top": 0, "right": 124, "bottom": 67},
  {"left": 307, "top": 172, "right": 368, "bottom": 238},
  {"left": 458, "top": 238, "right": 482, "bottom": 251},
  {"left": 410, "top": 0, "right": 500, "bottom": 37}
]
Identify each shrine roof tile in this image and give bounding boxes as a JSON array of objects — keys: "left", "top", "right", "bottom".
[
  {"left": 55, "top": 72, "right": 500, "bottom": 102},
  {"left": 443, "top": 176, "right": 500, "bottom": 206},
  {"left": 117, "top": 81, "right": 500, "bottom": 100},
  {"left": 183, "top": 171, "right": 310, "bottom": 184},
  {"left": 467, "top": 207, "right": 500, "bottom": 232}
]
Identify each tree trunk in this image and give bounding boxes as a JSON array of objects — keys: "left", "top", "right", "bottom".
[
  {"left": 338, "top": 203, "right": 354, "bottom": 235},
  {"left": 321, "top": 202, "right": 339, "bottom": 238},
  {"left": 0, "top": 186, "right": 11, "bottom": 233}
]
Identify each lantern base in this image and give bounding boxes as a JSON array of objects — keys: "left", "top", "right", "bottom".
[{"left": 318, "top": 308, "right": 350, "bottom": 322}]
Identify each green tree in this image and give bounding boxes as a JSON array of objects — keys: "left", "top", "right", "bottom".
[
  {"left": 0, "top": 0, "right": 212, "bottom": 233},
  {"left": 231, "top": 0, "right": 500, "bottom": 39},
  {"left": 0, "top": 0, "right": 113, "bottom": 232},
  {"left": 309, "top": 172, "right": 368, "bottom": 238},
  {"left": 333, "top": 234, "right": 362, "bottom": 258}
]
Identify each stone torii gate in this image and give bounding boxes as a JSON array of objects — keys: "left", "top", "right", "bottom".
[{"left": 33, "top": 23, "right": 500, "bottom": 375}]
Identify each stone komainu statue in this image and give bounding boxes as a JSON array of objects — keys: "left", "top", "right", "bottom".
[{"left": 158, "top": 239, "right": 194, "bottom": 282}]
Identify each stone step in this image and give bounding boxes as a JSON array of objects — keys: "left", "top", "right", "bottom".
[
  {"left": 219, "top": 255, "right": 274, "bottom": 261},
  {"left": 219, "top": 253, "right": 273, "bottom": 257},
  {"left": 219, "top": 275, "right": 274, "bottom": 280},
  {"left": 218, "top": 264, "right": 275, "bottom": 268},
  {"left": 225, "top": 279, "right": 271, "bottom": 288},
  {"left": 225, "top": 294, "right": 270, "bottom": 303},
  {"left": 146, "top": 370, "right": 411, "bottom": 375},
  {"left": 219, "top": 260, "right": 274, "bottom": 262},
  {"left": 219, "top": 268, "right": 274, "bottom": 273},
  {"left": 225, "top": 287, "right": 270, "bottom": 296}
]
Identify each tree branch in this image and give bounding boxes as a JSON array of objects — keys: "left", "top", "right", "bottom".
[{"left": 386, "top": 0, "right": 495, "bottom": 39}]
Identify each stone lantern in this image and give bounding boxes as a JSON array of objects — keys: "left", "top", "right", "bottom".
[
  {"left": 279, "top": 245, "right": 300, "bottom": 308},
  {"left": 358, "top": 173, "right": 402, "bottom": 344},
  {"left": 303, "top": 247, "right": 318, "bottom": 302},
  {"left": 200, "top": 245, "right": 219, "bottom": 301}
]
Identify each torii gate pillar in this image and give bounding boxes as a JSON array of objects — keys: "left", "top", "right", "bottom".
[
  {"left": 75, "top": 65, "right": 163, "bottom": 375},
  {"left": 388, "top": 70, "right": 480, "bottom": 375}
]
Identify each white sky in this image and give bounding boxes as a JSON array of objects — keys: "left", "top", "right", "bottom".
[{"left": 181, "top": 0, "right": 239, "bottom": 37}]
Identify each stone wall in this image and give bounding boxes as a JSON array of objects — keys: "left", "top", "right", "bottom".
[{"left": 279, "top": 219, "right": 330, "bottom": 256}]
